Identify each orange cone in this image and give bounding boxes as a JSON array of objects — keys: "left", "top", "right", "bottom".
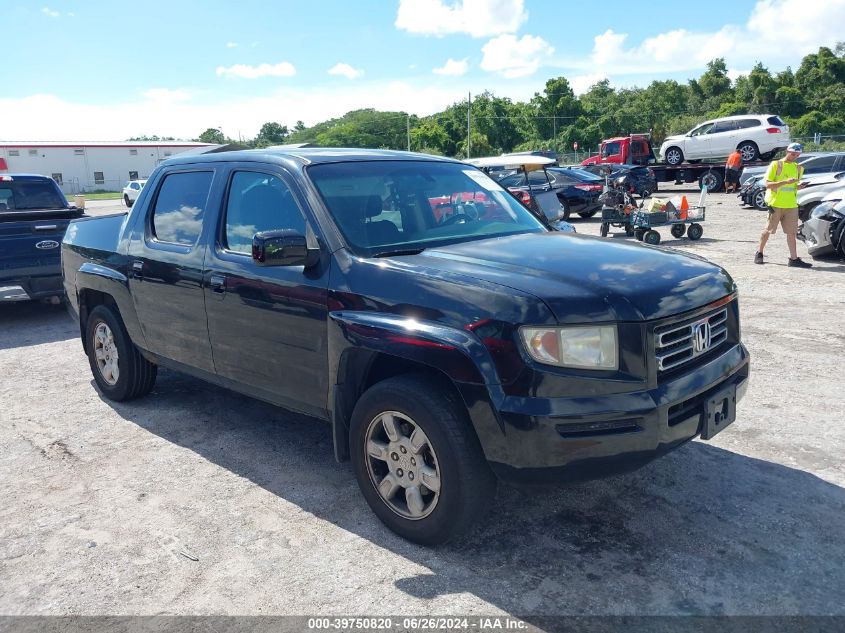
[{"left": 679, "top": 195, "right": 689, "bottom": 219}]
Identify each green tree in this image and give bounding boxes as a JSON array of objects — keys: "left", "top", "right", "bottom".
[
  {"left": 254, "top": 122, "right": 289, "bottom": 147},
  {"left": 198, "top": 128, "right": 225, "bottom": 144}
]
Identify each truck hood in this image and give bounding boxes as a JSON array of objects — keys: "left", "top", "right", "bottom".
[{"left": 412, "top": 232, "right": 734, "bottom": 323}]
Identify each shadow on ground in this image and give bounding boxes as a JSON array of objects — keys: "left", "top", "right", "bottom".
[
  {"left": 0, "top": 302, "right": 76, "bottom": 350},
  {"left": 101, "top": 369, "right": 845, "bottom": 617}
]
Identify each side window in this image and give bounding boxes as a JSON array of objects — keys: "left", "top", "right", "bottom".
[
  {"left": 690, "top": 123, "right": 714, "bottom": 136},
  {"left": 802, "top": 156, "right": 837, "bottom": 175},
  {"left": 602, "top": 142, "right": 621, "bottom": 157},
  {"left": 736, "top": 119, "right": 760, "bottom": 129},
  {"left": 709, "top": 121, "right": 736, "bottom": 134},
  {"left": 527, "top": 170, "right": 550, "bottom": 185},
  {"left": 151, "top": 171, "right": 213, "bottom": 246},
  {"left": 224, "top": 171, "right": 305, "bottom": 254}
]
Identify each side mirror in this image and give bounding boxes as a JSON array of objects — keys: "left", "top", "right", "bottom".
[{"left": 252, "top": 229, "right": 319, "bottom": 267}]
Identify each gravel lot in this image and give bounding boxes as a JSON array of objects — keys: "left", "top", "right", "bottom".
[{"left": 1, "top": 188, "right": 844, "bottom": 618}]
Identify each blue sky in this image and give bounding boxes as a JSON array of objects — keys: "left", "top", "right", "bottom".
[{"left": 2, "top": 0, "right": 843, "bottom": 140}]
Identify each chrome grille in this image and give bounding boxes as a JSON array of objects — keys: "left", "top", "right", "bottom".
[{"left": 655, "top": 307, "right": 729, "bottom": 372}]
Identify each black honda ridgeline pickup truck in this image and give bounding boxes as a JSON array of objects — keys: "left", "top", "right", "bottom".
[{"left": 62, "top": 148, "right": 749, "bottom": 544}]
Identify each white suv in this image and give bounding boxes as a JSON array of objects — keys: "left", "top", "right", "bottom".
[
  {"left": 660, "top": 114, "right": 790, "bottom": 166},
  {"left": 122, "top": 179, "right": 147, "bottom": 208}
]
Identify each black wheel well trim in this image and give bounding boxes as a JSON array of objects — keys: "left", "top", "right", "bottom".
[{"left": 328, "top": 311, "right": 508, "bottom": 462}]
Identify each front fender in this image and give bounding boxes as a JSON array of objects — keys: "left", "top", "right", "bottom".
[{"left": 327, "top": 311, "right": 510, "bottom": 462}]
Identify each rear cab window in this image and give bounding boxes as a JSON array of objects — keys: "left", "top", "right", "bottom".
[
  {"left": 149, "top": 171, "right": 213, "bottom": 246},
  {"left": 0, "top": 177, "right": 66, "bottom": 212}
]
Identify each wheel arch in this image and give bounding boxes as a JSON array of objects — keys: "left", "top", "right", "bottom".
[{"left": 328, "top": 312, "right": 507, "bottom": 464}]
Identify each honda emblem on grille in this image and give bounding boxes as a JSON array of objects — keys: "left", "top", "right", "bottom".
[{"left": 692, "top": 321, "right": 712, "bottom": 354}]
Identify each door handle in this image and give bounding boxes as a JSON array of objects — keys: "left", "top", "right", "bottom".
[
  {"left": 132, "top": 260, "right": 144, "bottom": 278},
  {"left": 210, "top": 274, "right": 226, "bottom": 293}
]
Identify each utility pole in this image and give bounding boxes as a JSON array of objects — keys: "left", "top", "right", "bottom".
[
  {"left": 467, "top": 91, "right": 472, "bottom": 158},
  {"left": 407, "top": 114, "right": 411, "bottom": 152}
]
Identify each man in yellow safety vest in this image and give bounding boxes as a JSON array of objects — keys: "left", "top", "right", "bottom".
[{"left": 754, "top": 142, "right": 812, "bottom": 268}]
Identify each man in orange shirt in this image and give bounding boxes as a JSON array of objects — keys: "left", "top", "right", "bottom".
[{"left": 725, "top": 146, "right": 743, "bottom": 193}]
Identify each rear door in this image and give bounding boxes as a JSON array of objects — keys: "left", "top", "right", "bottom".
[
  {"left": 203, "top": 165, "right": 330, "bottom": 417},
  {"left": 126, "top": 167, "right": 219, "bottom": 372}
]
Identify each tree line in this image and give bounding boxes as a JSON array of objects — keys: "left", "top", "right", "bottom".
[{"left": 184, "top": 44, "right": 845, "bottom": 158}]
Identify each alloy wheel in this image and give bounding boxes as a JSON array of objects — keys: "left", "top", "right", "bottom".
[
  {"left": 364, "top": 410, "right": 441, "bottom": 520},
  {"left": 93, "top": 322, "right": 119, "bottom": 386}
]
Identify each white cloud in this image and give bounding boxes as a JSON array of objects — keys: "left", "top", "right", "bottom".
[
  {"left": 395, "top": 0, "right": 527, "bottom": 38},
  {"left": 433, "top": 58, "right": 469, "bottom": 76},
  {"left": 142, "top": 88, "right": 191, "bottom": 103},
  {"left": 727, "top": 68, "right": 750, "bottom": 82},
  {"left": 481, "top": 34, "right": 554, "bottom": 78},
  {"left": 0, "top": 79, "right": 543, "bottom": 142},
  {"left": 569, "top": 74, "right": 607, "bottom": 95},
  {"left": 573, "top": 0, "right": 845, "bottom": 77},
  {"left": 226, "top": 42, "right": 239, "bottom": 48},
  {"left": 215, "top": 62, "right": 296, "bottom": 79},
  {"left": 42, "top": 7, "right": 60, "bottom": 17},
  {"left": 328, "top": 63, "right": 364, "bottom": 80}
]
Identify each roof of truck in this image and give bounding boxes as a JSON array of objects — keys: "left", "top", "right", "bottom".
[{"left": 162, "top": 147, "right": 460, "bottom": 167}]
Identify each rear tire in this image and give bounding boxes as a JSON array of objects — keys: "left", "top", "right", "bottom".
[
  {"left": 600, "top": 222, "right": 609, "bottom": 237},
  {"left": 625, "top": 225, "right": 635, "bottom": 237},
  {"left": 124, "top": 195, "right": 133, "bottom": 208},
  {"left": 86, "top": 304, "right": 157, "bottom": 401},
  {"left": 671, "top": 224, "right": 686, "bottom": 238},
  {"left": 578, "top": 210, "right": 598, "bottom": 218},
  {"left": 349, "top": 374, "right": 496, "bottom": 546},
  {"left": 634, "top": 229, "right": 645, "bottom": 241},
  {"left": 737, "top": 141, "right": 759, "bottom": 162},
  {"left": 699, "top": 170, "right": 724, "bottom": 192}
]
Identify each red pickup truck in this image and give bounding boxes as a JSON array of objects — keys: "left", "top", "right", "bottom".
[{"left": 581, "top": 134, "right": 766, "bottom": 192}]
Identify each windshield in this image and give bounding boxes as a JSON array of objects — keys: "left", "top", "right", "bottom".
[
  {"left": 307, "top": 160, "right": 547, "bottom": 256},
  {"left": 0, "top": 179, "right": 67, "bottom": 211}
]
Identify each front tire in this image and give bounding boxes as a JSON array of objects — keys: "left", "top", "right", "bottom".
[
  {"left": 644, "top": 230, "right": 661, "bottom": 245},
  {"left": 665, "top": 147, "right": 684, "bottom": 165},
  {"left": 86, "top": 305, "right": 157, "bottom": 401},
  {"left": 578, "top": 210, "right": 598, "bottom": 218},
  {"left": 124, "top": 195, "right": 133, "bottom": 208},
  {"left": 687, "top": 223, "right": 704, "bottom": 240},
  {"left": 753, "top": 188, "right": 768, "bottom": 210},
  {"left": 600, "top": 222, "right": 609, "bottom": 237},
  {"left": 349, "top": 374, "right": 496, "bottom": 546}
]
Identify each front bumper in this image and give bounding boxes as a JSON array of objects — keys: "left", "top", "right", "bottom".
[{"left": 484, "top": 342, "right": 750, "bottom": 484}]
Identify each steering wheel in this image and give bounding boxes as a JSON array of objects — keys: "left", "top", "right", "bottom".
[{"left": 440, "top": 213, "right": 472, "bottom": 226}]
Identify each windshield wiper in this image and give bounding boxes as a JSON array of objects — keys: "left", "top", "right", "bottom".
[{"left": 373, "top": 248, "right": 425, "bottom": 258}]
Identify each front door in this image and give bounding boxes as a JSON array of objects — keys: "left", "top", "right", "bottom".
[
  {"left": 685, "top": 123, "right": 714, "bottom": 159},
  {"left": 203, "top": 167, "right": 330, "bottom": 417},
  {"left": 126, "top": 168, "right": 218, "bottom": 372},
  {"left": 707, "top": 120, "right": 738, "bottom": 157}
]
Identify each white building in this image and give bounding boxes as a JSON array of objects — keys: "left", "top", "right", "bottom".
[{"left": 0, "top": 141, "right": 213, "bottom": 193}]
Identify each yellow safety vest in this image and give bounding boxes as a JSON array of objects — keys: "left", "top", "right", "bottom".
[{"left": 764, "top": 160, "right": 803, "bottom": 208}]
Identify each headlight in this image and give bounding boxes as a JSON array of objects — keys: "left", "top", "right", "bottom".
[
  {"left": 812, "top": 201, "right": 841, "bottom": 219},
  {"left": 520, "top": 325, "right": 618, "bottom": 370}
]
